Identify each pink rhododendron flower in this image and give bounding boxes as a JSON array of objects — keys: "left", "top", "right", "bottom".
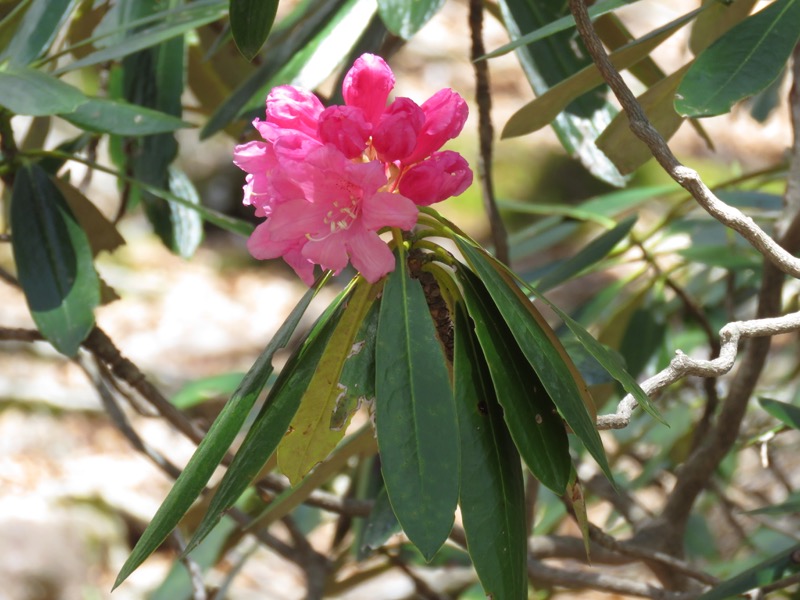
[{"left": 233, "top": 53, "right": 473, "bottom": 284}]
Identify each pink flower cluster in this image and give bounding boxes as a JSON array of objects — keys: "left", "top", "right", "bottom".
[{"left": 233, "top": 54, "right": 473, "bottom": 284}]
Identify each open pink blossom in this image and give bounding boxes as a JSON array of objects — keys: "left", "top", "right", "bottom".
[{"left": 233, "top": 53, "right": 473, "bottom": 284}]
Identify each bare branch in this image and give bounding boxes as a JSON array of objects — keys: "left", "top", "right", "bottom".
[
  {"left": 598, "top": 311, "right": 800, "bottom": 429},
  {"left": 527, "top": 558, "right": 698, "bottom": 599}
]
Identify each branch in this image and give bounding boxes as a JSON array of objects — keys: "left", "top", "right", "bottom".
[
  {"left": 597, "top": 311, "right": 800, "bottom": 429},
  {"left": 527, "top": 558, "right": 697, "bottom": 599},
  {"left": 568, "top": 0, "right": 800, "bottom": 280}
]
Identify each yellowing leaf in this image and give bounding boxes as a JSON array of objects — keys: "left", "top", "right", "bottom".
[{"left": 277, "top": 278, "right": 382, "bottom": 485}]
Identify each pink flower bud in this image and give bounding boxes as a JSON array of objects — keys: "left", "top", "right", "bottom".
[
  {"left": 404, "top": 89, "right": 469, "bottom": 165},
  {"left": 399, "top": 151, "right": 473, "bottom": 206},
  {"left": 318, "top": 105, "right": 372, "bottom": 159},
  {"left": 343, "top": 53, "right": 395, "bottom": 126},
  {"left": 372, "top": 97, "right": 425, "bottom": 162},
  {"left": 266, "top": 86, "right": 324, "bottom": 137}
]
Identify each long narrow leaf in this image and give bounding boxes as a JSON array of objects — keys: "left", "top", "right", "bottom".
[
  {"left": 502, "top": 6, "right": 703, "bottom": 138},
  {"left": 375, "top": 250, "right": 459, "bottom": 561},
  {"left": 182, "top": 286, "right": 351, "bottom": 555},
  {"left": 11, "top": 164, "right": 100, "bottom": 356},
  {"left": 455, "top": 239, "right": 611, "bottom": 479},
  {"left": 457, "top": 268, "right": 571, "bottom": 493},
  {"left": 113, "top": 277, "right": 329, "bottom": 588},
  {"left": 229, "top": 0, "right": 279, "bottom": 60},
  {"left": 454, "top": 304, "right": 527, "bottom": 599}
]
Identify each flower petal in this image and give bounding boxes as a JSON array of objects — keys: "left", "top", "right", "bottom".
[
  {"left": 318, "top": 105, "right": 371, "bottom": 159},
  {"left": 342, "top": 53, "right": 394, "bottom": 126},
  {"left": 404, "top": 89, "right": 469, "bottom": 165},
  {"left": 247, "top": 221, "right": 299, "bottom": 260},
  {"left": 302, "top": 234, "right": 349, "bottom": 275},
  {"left": 345, "top": 225, "right": 395, "bottom": 283},
  {"left": 283, "top": 247, "right": 316, "bottom": 285},
  {"left": 361, "top": 191, "right": 418, "bottom": 231},
  {"left": 399, "top": 150, "right": 473, "bottom": 206},
  {"left": 266, "top": 85, "right": 324, "bottom": 137},
  {"left": 267, "top": 199, "right": 329, "bottom": 241},
  {"left": 372, "top": 97, "right": 425, "bottom": 162}
]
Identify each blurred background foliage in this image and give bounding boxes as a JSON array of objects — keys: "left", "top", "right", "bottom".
[{"left": 1, "top": 0, "right": 800, "bottom": 598}]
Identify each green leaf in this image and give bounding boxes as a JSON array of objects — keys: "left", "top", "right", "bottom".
[
  {"left": 201, "top": 0, "right": 373, "bottom": 138},
  {"left": 502, "top": 6, "right": 702, "bottom": 139},
  {"left": 534, "top": 215, "right": 636, "bottom": 292},
  {"left": 689, "top": 0, "right": 759, "bottom": 55},
  {"left": 113, "top": 279, "right": 327, "bottom": 589},
  {"left": 10, "top": 163, "right": 99, "bottom": 356},
  {"left": 454, "top": 304, "right": 527, "bottom": 600},
  {"left": 457, "top": 268, "right": 571, "bottom": 493},
  {"left": 375, "top": 250, "right": 459, "bottom": 561},
  {"left": 498, "top": 0, "right": 625, "bottom": 186},
  {"left": 59, "top": 97, "right": 191, "bottom": 135},
  {"left": 677, "top": 244, "right": 762, "bottom": 270},
  {"left": 167, "top": 166, "right": 204, "bottom": 259},
  {"left": 484, "top": 0, "right": 637, "bottom": 59},
  {"left": 596, "top": 65, "right": 691, "bottom": 175},
  {"left": 0, "top": 68, "right": 87, "bottom": 116},
  {"left": 676, "top": 0, "right": 800, "bottom": 118},
  {"left": 277, "top": 279, "right": 382, "bottom": 485},
  {"left": 759, "top": 398, "right": 800, "bottom": 430},
  {"left": 183, "top": 288, "right": 350, "bottom": 556},
  {"left": 455, "top": 239, "right": 610, "bottom": 480},
  {"left": 745, "top": 493, "right": 800, "bottom": 516},
  {"left": 229, "top": 0, "right": 279, "bottom": 60},
  {"left": 58, "top": 0, "right": 226, "bottom": 73},
  {"left": 696, "top": 544, "right": 800, "bottom": 600},
  {"left": 53, "top": 178, "right": 126, "bottom": 257},
  {"left": 0, "top": 0, "right": 77, "bottom": 67},
  {"left": 170, "top": 372, "right": 246, "bottom": 410},
  {"left": 359, "top": 485, "right": 401, "bottom": 557},
  {"left": 377, "top": 0, "right": 444, "bottom": 39}
]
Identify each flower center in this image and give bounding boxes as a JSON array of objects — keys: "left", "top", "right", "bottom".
[{"left": 306, "top": 197, "right": 360, "bottom": 242}]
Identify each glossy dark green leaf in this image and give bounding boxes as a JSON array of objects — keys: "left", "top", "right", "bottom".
[
  {"left": 484, "top": 0, "right": 638, "bottom": 59},
  {"left": 456, "top": 239, "right": 609, "bottom": 481},
  {"left": 457, "top": 268, "right": 570, "bottom": 493},
  {"left": 454, "top": 304, "right": 527, "bottom": 599},
  {"left": 676, "top": 0, "right": 800, "bottom": 117},
  {"left": 375, "top": 251, "right": 459, "bottom": 561},
  {"left": 759, "top": 398, "right": 800, "bottom": 430},
  {"left": 59, "top": 0, "right": 226, "bottom": 73},
  {"left": 696, "top": 544, "right": 800, "bottom": 600},
  {"left": 0, "top": 0, "right": 77, "bottom": 67},
  {"left": 377, "top": 0, "right": 444, "bottom": 39},
  {"left": 201, "top": 0, "right": 371, "bottom": 138},
  {"left": 182, "top": 289, "right": 350, "bottom": 556},
  {"left": 498, "top": 0, "right": 624, "bottom": 186},
  {"left": 114, "top": 279, "right": 328, "bottom": 589},
  {"left": 503, "top": 6, "right": 702, "bottom": 139},
  {"left": 229, "top": 0, "right": 279, "bottom": 60},
  {"left": 60, "top": 97, "right": 191, "bottom": 135},
  {"left": 534, "top": 216, "right": 636, "bottom": 292},
  {"left": 0, "top": 68, "right": 87, "bottom": 116},
  {"left": 10, "top": 163, "right": 99, "bottom": 356}
]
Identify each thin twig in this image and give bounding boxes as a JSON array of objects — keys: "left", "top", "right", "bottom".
[
  {"left": 170, "top": 530, "right": 209, "bottom": 600},
  {"left": 469, "top": 0, "right": 509, "bottom": 264}
]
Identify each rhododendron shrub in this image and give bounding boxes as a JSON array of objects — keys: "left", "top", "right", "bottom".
[{"left": 233, "top": 53, "right": 473, "bottom": 284}]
